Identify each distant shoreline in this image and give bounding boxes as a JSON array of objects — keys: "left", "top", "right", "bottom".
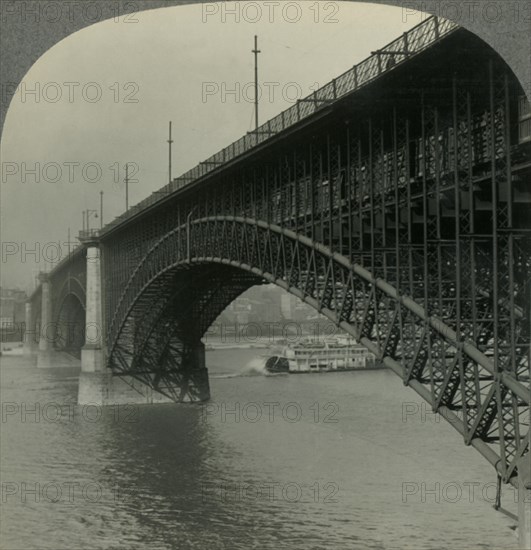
[{"left": 205, "top": 342, "right": 271, "bottom": 351}]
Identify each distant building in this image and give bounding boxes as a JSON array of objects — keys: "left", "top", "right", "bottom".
[
  {"left": 221, "top": 284, "right": 326, "bottom": 325},
  {"left": 0, "top": 287, "right": 27, "bottom": 341},
  {"left": 280, "top": 293, "right": 293, "bottom": 319},
  {"left": 0, "top": 288, "right": 27, "bottom": 326}
]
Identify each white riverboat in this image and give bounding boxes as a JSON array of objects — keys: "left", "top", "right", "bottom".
[{"left": 265, "top": 336, "right": 379, "bottom": 374}]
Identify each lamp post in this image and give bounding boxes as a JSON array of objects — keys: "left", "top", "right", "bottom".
[
  {"left": 83, "top": 209, "right": 98, "bottom": 232},
  {"left": 252, "top": 35, "right": 260, "bottom": 131}
]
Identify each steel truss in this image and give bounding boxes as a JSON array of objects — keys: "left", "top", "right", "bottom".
[
  {"left": 109, "top": 264, "right": 262, "bottom": 401},
  {"left": 108, "top": 216, "right": 528, "bottom": 484},
  {"left": 34, "top": 25, "right": 530, "bottom": 485}
]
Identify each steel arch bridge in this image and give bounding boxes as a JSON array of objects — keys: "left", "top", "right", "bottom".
[{"left": 27, "top": 17, "right": 529, "bottom": 487}]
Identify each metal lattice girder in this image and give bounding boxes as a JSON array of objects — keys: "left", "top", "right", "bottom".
[
  {"left": 108, "top": 263, "right": 262, "bottom": 402},
  {"left": 107, "top": 216, "right": 529, "bottom": 485},
  {"left": 37, "top": 24, "right": 530, "bottom": 485}
]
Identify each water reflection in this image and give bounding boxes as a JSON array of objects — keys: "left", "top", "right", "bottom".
[{"left": 0, "top": 350, "right": 519, "bottom": 549}]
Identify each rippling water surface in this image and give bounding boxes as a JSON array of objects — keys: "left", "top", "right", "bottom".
[{"left": 0, "top": 349, "right": 518, "bottom": 549}]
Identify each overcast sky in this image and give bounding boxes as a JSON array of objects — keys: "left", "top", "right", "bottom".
[{"left": 1, "top": 2, "right": 426, "bottom": 292}]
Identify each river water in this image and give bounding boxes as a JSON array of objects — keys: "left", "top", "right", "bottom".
[{"left": 0, "top": 348, "right": 519, "bottom": 549}]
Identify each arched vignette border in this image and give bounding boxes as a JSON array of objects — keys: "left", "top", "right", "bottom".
[
  {"left": 108, "top": 215, "right": 529, "bottom": 487},
  {"left": 1, "top": 0, "right": 530, "bottom": 140},
  {"left": 2, "top": 0, "right": 529, "bottom": 498}
]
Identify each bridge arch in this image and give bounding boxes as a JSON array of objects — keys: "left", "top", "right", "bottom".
[
  {"left": 108, "top": 216, "right": 529, "bottom": 484},
  {"left": 53, "top": 276, "right": 86, "bottom": 357}
]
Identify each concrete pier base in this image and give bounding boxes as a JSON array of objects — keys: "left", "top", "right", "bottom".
[
  {"left": 23, "top": 302, "right": 38, "bottom": 356},
  {"left": 81, "top": 346, "right": 104, "bottom": 372},
  {"left": 78, "top": 371, "right": 178, "bottom": 405},
  {"left": 191, "top": 365, "right": 211, "bottom": 402},
  {"left": 518, "top": 456, "right": 531, "bottom": 549}
]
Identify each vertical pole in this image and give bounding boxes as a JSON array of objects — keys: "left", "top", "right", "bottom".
[
  {"left": 186, "top": 207, "right": 197, "bottom": 263},
  {"left": 278, "top": 157, "right": 283, "bottom": 224},
  {"left": 503, "top": 73, "right": 516, "bottom": 375},
  {"left": 187, "top": 212, "right": 191, "bottom": 263},
  {"left": 293, "top": 151, "right": 298, "bottom": 232},
  {"left": 452, "top": 79, "right": 461, "bottom": 322},
  {"left": 346, "top": 123, "right": 352, "bottom": 260},
  {"left": 357, "top": 133, "right": 363, "bottom": 263},
  {"left": 433, "top": 16, "right": 440, "bottom": 39},
  {"left": 518, "top": 456, "right": 531, "bottom": 549},
  {"left": 327, "top": 134, "right": 333, "bottom": 250},
  {"left": 309, "top": 142, "right": 315, "bottom": 241},
  {"left": 453, "top": 75, "right": 466, "bottom": 429},
  {"left": 252, "top": 167, "right": 257, "bottom": 220},
  {"left": 405, "top": 118, "right": 413, "bottom": 298},
  {"left": 368, "top": 118, "right": 375, "bottom": 275},
  {"left": 67, "top": 227, "right": 71, "bottom": 257},
  {"left": 265, "top": 165, "right": 270, "bottom": 223},
  {"left": 421, "top": 91, "right": 434, "bottom": 396},
  {"left": 392, "top": 107, "right": 400, "bottom": 290},
  {"left": 125, "top": 163, "right": 129, "bottom": 211},
  {"left": 380, "top": 128, "right": 387, "bottom": 281},
  {"left": 489, "top": 61, "right": 499, "bottom": 375},
  {"left": 337, "top": 142, "right": 343, "bottom": 255},
  {"left": 100, "top": 191, "right": 104, "bottom": 228},
  {"left": 252, "top": 35, "right": 260, "bottom": 132},
  {"left": 303, "top": 155, "right": 309, "bottom": 236},
  {"left": 421, "top": 93, "right": 429, "bottom": 312},
  {"left": 168, "top": 121, "right": 173, "bottom": 185},
  {"left": 434, "top": 107, "right": 443, "bottom": 317}
]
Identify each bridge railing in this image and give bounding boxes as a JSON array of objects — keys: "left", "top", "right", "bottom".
[{"left": 98, "top": 15, "right": 458, "bottom": 237}]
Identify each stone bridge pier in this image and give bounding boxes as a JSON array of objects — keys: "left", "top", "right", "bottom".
[
  {"left": 22, "top": 302, "right": 38, "bottom": 356},
  {"left": 36, "top": 273, "right": 54, "bottom": 368},
  {"left": 76, "top": 234, "right": 208, "bottom": 406}
]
